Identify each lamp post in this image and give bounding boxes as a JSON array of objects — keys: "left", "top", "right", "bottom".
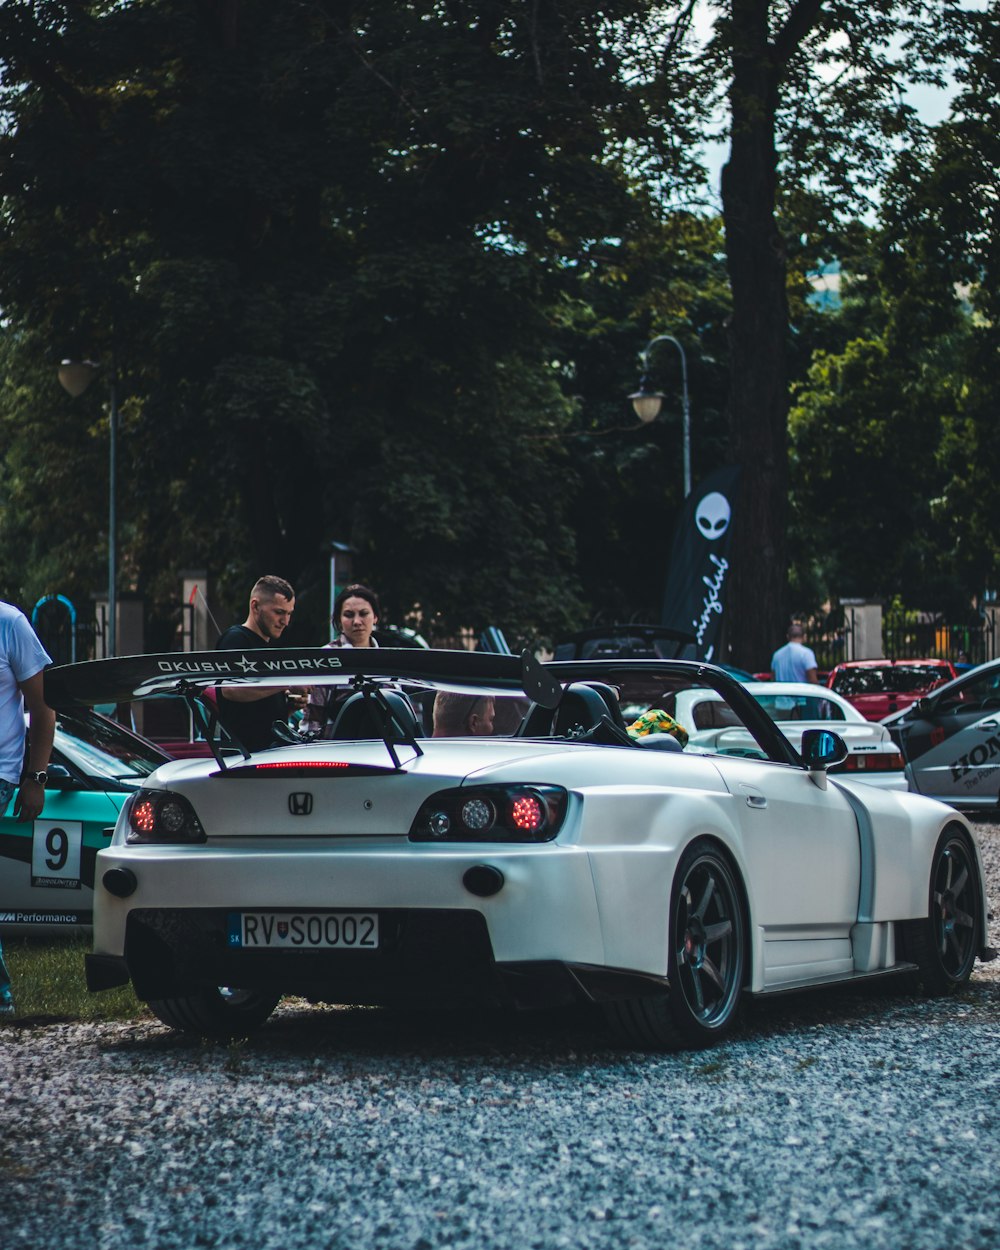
[
  {"left": 57, "top": 357, "right": 118, "bottom": 657},
  {"left": 628, "top": 334, "right": 692, "bottom": 497}
]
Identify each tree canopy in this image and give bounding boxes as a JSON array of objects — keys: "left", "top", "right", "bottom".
[
  {"left": 1, "top": 0, "right": 993, "bottom": 664},
  {"left": 2, "top": 1, "right": 694, "bottom": 641},
  {"left": 789, "top": 1, "right": 1000, "bottom": 622}
]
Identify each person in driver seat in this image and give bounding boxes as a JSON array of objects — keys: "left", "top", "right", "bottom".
[{"left": 432, "top": 692, "right": 496, "bottom": 737}]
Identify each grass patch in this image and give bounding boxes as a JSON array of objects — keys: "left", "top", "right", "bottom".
[{"left": 1, "top": 936, "right": 148, "bottom": 1023}]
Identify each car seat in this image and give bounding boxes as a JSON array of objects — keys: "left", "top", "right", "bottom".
[
  {"left": 583, "top": 682, "right": 628, "bottom": 731},
  {"left": 517, "top": 682, "right": 626, "bottom": 739},
  {"left": 329, "top": 690, "right": 423, "bottom": 740}
]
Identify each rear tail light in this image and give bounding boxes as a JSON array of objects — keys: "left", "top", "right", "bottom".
[
  {"left": 410, "top": 785, "right": 567, "bottom": 843},
  {"left": 127, "top": 790, "right": 206, "bottom": 844},
  {"left": 834, "top": 751, "right": 905, "bottom": 774}
]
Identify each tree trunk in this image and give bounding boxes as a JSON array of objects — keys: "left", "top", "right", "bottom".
[{"left": 720, "top": 0, "right": 792, "bottom": 671}]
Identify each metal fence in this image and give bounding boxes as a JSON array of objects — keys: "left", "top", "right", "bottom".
[
  {"left": 799, "top": 608, "right": 854, "bottom": 673},
  {"left": 882, "top": 612, "right": 996, "bottom": 666},
  {"left": 800, "top": 606, "right": 998, "bottom": 671}
]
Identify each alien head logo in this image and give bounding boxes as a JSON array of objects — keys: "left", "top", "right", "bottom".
[{"left": 695, "top": 492, "right": 731, "bottom": 542}]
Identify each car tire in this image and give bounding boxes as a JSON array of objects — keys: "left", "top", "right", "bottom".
[
  {"left": 147, "top": 987, "right": 281, "bottom": 1039},
  {"left": 605, "top": 840, "right": 747, "bottom": 1050},
  {"left": 897, "top": 826, "right": 981, "bottom": 995}
]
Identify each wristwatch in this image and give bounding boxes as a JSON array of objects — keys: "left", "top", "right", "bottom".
[{"left": 24, "top": 771, "right": 48, "bottom": 788}]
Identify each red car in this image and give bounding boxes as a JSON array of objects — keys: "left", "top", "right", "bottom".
[{"left": 827, "top": 659, "right": 957, "bottom": 721}]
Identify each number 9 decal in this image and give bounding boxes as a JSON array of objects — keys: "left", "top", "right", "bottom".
[
  {"left": 45, "top": 825, "right": 69, "bottom": 871},
  {"left": 32, "top": 820, "right": 83, "bottom": 889}
]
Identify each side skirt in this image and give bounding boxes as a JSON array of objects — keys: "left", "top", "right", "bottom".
[{"left": 750, "top": 961, "right": 919, "bottom": 998}]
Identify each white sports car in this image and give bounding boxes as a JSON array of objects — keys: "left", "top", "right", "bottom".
[
  {"left": 665, "top": 682, "right": 907, "bottom": 791},
  {"left": 44, "top": 648, "right": 993, "bottom": 1050}
]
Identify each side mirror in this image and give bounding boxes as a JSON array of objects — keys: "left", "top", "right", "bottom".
[
  {"left": 914, "top": 696, "right": 935, "bottom": 716},
  {"left": 801, "top": 729, "right": 848, "bottom": 789},
  {"left": 45, "top": 763, "right": 85, "bottom": 791}
]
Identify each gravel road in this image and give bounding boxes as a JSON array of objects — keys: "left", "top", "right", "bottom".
[{"left": 2, "top": 821, "right": 998, "bottom": 1250}]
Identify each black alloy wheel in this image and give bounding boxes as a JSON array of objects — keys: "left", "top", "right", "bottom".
[
  {"left": 898, "top": 828, "right": 980, "bottom": 995},
  {"left": 604, "top": 839, "right": 747, "bottom": 1050},
  {"left": 670, "top": 842, "right": 746, "bottom": 1042}
]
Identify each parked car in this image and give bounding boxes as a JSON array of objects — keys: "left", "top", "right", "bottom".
[
  {"left": 884, "top": 658, "right": 1000, "bottom": 809},
  {"left": 552, "top": 624, "right": 694, "bottom": 661},
  {"left": 665, "top": 682, "right": 907, "bottom": 790},
  {"left": 1, "top": 709, "right": 170, "bottom": 934},
  {"left": 550, "top": 624, "right": 760, "bottom": 678},
  {"left": 827, "top": 659, "right": 956, "bottom": 721},
  {"left": 44, "top": 646, "right": 992, "bottom": 1050}
]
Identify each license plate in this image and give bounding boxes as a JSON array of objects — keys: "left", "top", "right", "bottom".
[{"left": 227, "top": 911, "right": 379, "bottom": 950}]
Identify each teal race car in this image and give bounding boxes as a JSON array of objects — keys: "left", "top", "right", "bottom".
[{"left": 0, "top": 708, "right": 169, "bottom": 934}]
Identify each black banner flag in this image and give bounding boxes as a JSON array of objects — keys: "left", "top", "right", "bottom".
[{"left": 660, "top": 465, "right": 741, "bottom": 662}]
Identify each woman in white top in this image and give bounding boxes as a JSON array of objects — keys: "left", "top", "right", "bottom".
[{"left": 301, "top": 584, "right": 380, "bottom": 737}]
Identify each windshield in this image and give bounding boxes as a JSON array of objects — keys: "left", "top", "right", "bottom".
[
  {"left": 833, "top": 665, "right": 947, "bottom": 696},
  {"left": 890, "top": 665, "right": 950, "bottom": 693},
  {"left": 755, "top": 695, "right": 847, "bottom": 722},
  {"left": 831, "top": 667, "right": 891, "bottom": 695},
  {"left": 53, "top": 709, "right": 168, "bottom": 785}
]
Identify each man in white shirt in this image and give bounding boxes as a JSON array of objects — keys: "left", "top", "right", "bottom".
[
  {"left": 0, "top": 600, "right": 56, "bottom": 1016},
  {"left": 771, "top": 624, "right": 819, "bottom": 684}
]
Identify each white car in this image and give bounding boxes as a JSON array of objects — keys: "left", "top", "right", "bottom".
[
  {"left": 667, "top": 682, "right": 908, "bottom": 791},
  {"left": 44, "top": 649, "right": 993, "bottom": 1051}
]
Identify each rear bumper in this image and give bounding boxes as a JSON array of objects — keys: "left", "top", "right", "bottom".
[
  {"left": 86, "top": 907, "right": 670, "bottom": 1010},
  {"left": 91, "top": 841, "right": 609, "bottom": 968}
]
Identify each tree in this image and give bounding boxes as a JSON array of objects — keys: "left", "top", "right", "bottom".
[
  {"left": 0, "top": 1, "right": 692, "bottom": 643},
  {"left": 787, "top": 2, "right": 1000, "bottom": 618},
  {"left": 556, "top": 210, "right": 733, "bottom": 623},
  {"left": 706, "top": 0, "right": 968, "bottom": 666},
  {"left": 2, "top": 1, "right": 975, "bottom": 660},
  {"left": 788, "top": 332, "right": 964, "bottom": 610},
  {"left": 918, "top": 2, "right": 1000, "bottom": 603}
]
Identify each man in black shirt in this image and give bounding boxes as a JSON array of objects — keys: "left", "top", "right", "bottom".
[{"left": 215, "top": 574, "right": 296, "bottom": 752}]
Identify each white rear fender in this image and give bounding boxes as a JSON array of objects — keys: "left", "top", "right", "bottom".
[{"left": 584, "top": 787, "right": 750, "bottom": 980}]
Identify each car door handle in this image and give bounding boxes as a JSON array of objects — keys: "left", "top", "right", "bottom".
[
  {"left": 978, "top": 720, "right": 999, "bottom": 730},
  {"left": 739, "top": 784, "right": 767, "bottom": 809}
]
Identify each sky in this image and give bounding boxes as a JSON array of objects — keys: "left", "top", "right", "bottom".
[{"left": 695, "top": 0, "right": 982, "bottom": 199}]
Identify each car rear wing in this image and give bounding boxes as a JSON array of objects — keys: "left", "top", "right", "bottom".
[
  {"left": 43, "top": 646, "right": 546, "bottom": 708},
  {"left": 42, "top": 647, "right": 567, "bottom": 772},
  {"left": 42, "top": 648, "right": 799, "bottom": 770}
]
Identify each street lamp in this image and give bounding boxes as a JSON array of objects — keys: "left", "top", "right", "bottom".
[
  {"left": 628, "top": 334, "right": 692, "bottom": 497},
  {"left": 57, "top": 357, "right": 119, "bottom": 657}
]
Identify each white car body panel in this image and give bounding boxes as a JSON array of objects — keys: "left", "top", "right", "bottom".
[
  {"left": 92, "top": 736, "right": 977, "bottom": 995},
  {"left": 40, "top": 647, "right": 989, "bottom": 1046},
  {"left": 93, "top": 839, "right": 608, "bottom": 967}
]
